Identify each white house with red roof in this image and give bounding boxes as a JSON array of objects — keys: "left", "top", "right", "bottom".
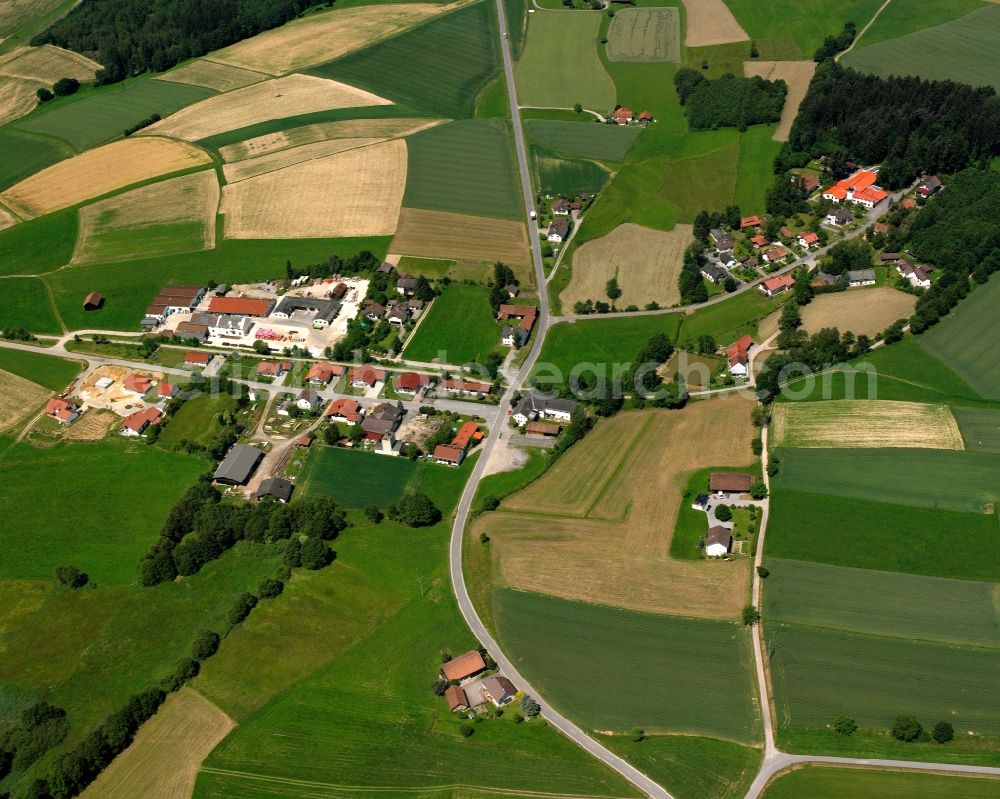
[
  {"left": 822, "top": 168, "right": 888, "bottom": 209},
  {"left": 121, "top": 406, "right": 162, "bottom": 437},
  {"left": 726, "top": 335, "right": 754, "bottom": 378},
  {"left": 798, "top": 232, "right": 819, "bottom": 248},
  {"left": 613, "top": 107, "right": 633, "bottom": 125},
  {"left": 45, "top": 397, "right": 79, "bottom": 424},
  {"left": 326, "top": 398, "right": 364, "bottom": 425},
  {"left": 759, "top": 274, "right": 795, "bottom": 297}
]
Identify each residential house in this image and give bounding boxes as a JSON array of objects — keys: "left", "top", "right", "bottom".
[
  {"left": 434, "top": 444, "right": 465, "bottom": 467},
  {"left": 551, "top": 198, "right": 572, "bottom": 216},
  {"left": 361, "top": 401, "right": 404, "bottom": 440},
  {"left": 441, "top": 651, "right": 487, "bottom": 682},
  {"left": 811, "top": 270, "right": 841, "bottom": 287},
  {"left": 207, "top": 296, "right": 274, "bottom": 317},
  {"left": 296, "top": 389, "right": 322, "bottom": 412},
  {"left": 440, "top": 379, "right": 492, "bottom": 397},
  {"left": 377, "top": 262, "right": 398, "bottom": 277},
  {"left": 872, "top": 221, "right": 889, "bottom": 236},
  {"left": 326, "top": 398, "right": 363, "bottom": 425},
  {"left": 123, "top": 374, "right": 153, "bottom": 395},
  {"left": 497, "top": 304, "right": 537, "bottom": 335},
  {"left": 256, "top": 477, "right": 293, "bottom": 503},
  {"left": 847, "top": 269, "right": 876, "bottom": 287},
  {"left": 445, "top": 685, "right": 469, "bottom": 712},
  {"left": 271, "top": 295, "right": 340, "bottom": 328},
  {"left": 83, "top": 292, "right": 104, "bottom": 311},
  {"left": 825, "top": 207, "right": 853, "bottom": 227},
  {"left": 256, "top": 360, "right": 292, "bottom": 378},
  {"left": 174, "top": 322, "right": 208, "bottom": 342},
  {"left": 121, "top": 406, "right": 162, "bottom": 437},
  {"left": 822, "top": 168, "right": 888, "bottom": 209},
  {"left": 796, "top": 173, "right": 820, "bottom": 194},
  {"left": 915, "top": 175, "right": 942, "bottom": 198},
  {"left": 191, "top": 313, "right": 254, "bottom": 340},
  {"left": 779, "top": 225, "right": 794, "bottom": 239},
  {"left": 482, "top": 675, "right": 517, "bottom": 706},
  {"left": 158, "top": 382, "right": 179, "bottom": 399},
  {"left": 704, "top": 526, "right": 732, "bottom": 557},
  {"left": 394, "top": 371, "right": 430, "bottom": 395},
  {"left": 691, "top": 493, "right": 709, "bottom": 511},
  {"left": 762, "top": 245, "right": 789, "bottom": 264},
  {"left": 213, "top": 444, "right": 263, "bottom": 486},
  {"left": 512, "top": 391, "right": 576, "bottom": 426},
  {"left": 387, "top": 305, "right": 410, "bottom": 325},
  {"left": 306, "top": 361, "right": 345, "bottom": 386},
  {"left": 798, "top": 232, "right": 819, "bottom": 248},
  {"left": 363, "top": 301, "right": 386, "bottom": 321},
  {"left": 740, "top": 215, "right": 764, "bottom": 230},
  {"left": 725, "top": 335, "right": 754, "bottom": 378},
  {"left": 710, "top": 229, "right": 735, "bottom": 251},
  {"left": 717, "top": 250, "right": 737, "bottom": 268},
  {"left": 898, "top": 261, "right": 931, "bottom": 289},
  {"left": 879, "top": 252, "right": 901, "bottom": 264},
  {"left": 296, "top": 435, "right": 312, "bottom": 448},
  {"left": 396, "top": 274, "right": 418, "bottom": 296},
  {"left": 405, "top": 298, "right": 426, "bottom": 316},
  {"left": 452, "top": 421, "right": 480, "bottom": 450},
  {"left": 502, "top": 325, "right": 529, "bottom": 348},
  {"left": 613, "top": 106, "right": 633, "bottom": 125},
  {"left": 701, "top": 263, "right": 728, "bottom": 284},
  {"left": 759, "top": 274, "right": 795, "bottom": 297},
  {"left": 638, "top": 110, "right": 653, "bottom": 124},
  {"left": 750, "top": 234, "right": 768, "bottom": 248},
  {"left": 184, "top": 351, "right": 211, "bottom": 366},
  {"left": 506, "top": 284, "right": 520, "bottom": 298},
  {"left": 710, "top": 472, "right": 753, "bottom": 495},
  {"left": 45, "top": 398, "right": 79, "bottom": 424},
  {"left": 901, "top": 197, "right": 917, "bottom": 209},
  {"left": 548, "top": 218, "right": 570, "bottom": 243},
  {"left": 349, "top": 365, "right": 386, "bottom": 389}
]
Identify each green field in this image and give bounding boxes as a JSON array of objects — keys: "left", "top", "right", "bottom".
[
  {"left": 402, "top": 119, "right": 522, "bottom": 220},
  {"left": 525, "top": 119, "right": 642, "bottom": 162},
  {"left": 494, "top": 588, "right": 759, "bottom": 742},
  {"left": 0, "top": 440, "right": 207, "bottom": 584},
  {"left": 44, "top": 235, "right": 391, "bottom": 331},
  {"left": 722, "top": 0, "right": 884, "bottom": 60},
  {"left": 403, "top": 283, "right": 499, "bottom": 364},
  {"left": 763, "top": 766, "right": 1000, "bottom": 799},
  {"left": 532, "top": 145, "right": 609, "bottom": 196},
  {"left": 854, "top": 0, "right": 987, "bottom": 46},
  {"left": 680, "top": 288, "right": 778, "bottom": 346},
  {"left": 844, "top": 4, "right": 1000, "bottom": 91},
  {"left": 0, "top": 207, "right": 77, "bottom": 276},
  {"left": 504, "top": 0, "right": 528, "bottom": 58},
  {"left": 0, "top": 347, "right": 81, "bottom": 390},
  {"left": 534, "top": 313, "right": 682, "bottom": 389},
  {"left": 0, "top": 128, "right": 74, "bottom": 192},
  {"left": 606, "top": 7, "right": 681, "bottom": 63},
  {"left": 10, "top": 78, "right": 215, "bottom": 151},
  {"left": 298, "top": 445, "right": 418, "bottom": 509},
  {"left": 766, "top": 490, "right": 1000, "bottom": 582},
  {"left": 762, "top": 558, "right": 1000, "bottom": 647},
  {"left": 78, "top": 219, "right": 210, "bottom": 265},
  {"left": 733, "top": 125, "right": 783, "bottom": 213},
  {"left": 600, "top": 734, "right": 761, "bottom": 799},
  {"left": 767, "top": 621, "right": 1000, "bottom": 735},
  {"left": 515, "top": 11, "right": 616, "bottom": 112},
  {"left": 918, "top": 272, "right": 1000, "bottom": 398},
  {"left": 158, "top": 394, "right": 236, "bottom": 449},
  {"left": 0, "top": 277, "right": 61, "bottom": 334},
  {"left": 772, "top": 447, "right": 1000, "bottom": 514},
  {"left": 955, "top": 407, "right": 1000, "bottom": 452},
  {"left": 311, "top": 1, "right": 500, "bottom": 118}
]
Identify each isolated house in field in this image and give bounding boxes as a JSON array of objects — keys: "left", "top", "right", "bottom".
[
  {"left": 759, "top": 274, "right": 794, "bottom": 297},
  {"left": 306, "top": 361, "right": 345, "bottom": 386},
  {"left": 482, "top": 675, "right": 517, "bottom": 706},
  {"left": 213, "top": 444, "right": 263, "bottom": 486},
  {"left": 822, "top": 168, "right": 887, "bottom": 209},
  {"left": 45, "top": 398, "right": 79, "bottom": 424},
  {"left": 256, "top": 477, "right": 293, "bottom": 503},
  {"left": 847, "top": 269, "right": 876, "bottom": 287},
  {"left": 704, "top": 525, "right": 732, "bottom": 557},
  {"left": 83, "top": 292, "right": 104, "bottom": 311},
  {"left": 548, "top": 218, "right": 570, "bottom": 243},
  {"left": 710, "top": 472, "right": 753, "bottom": 495},
  {"left": 434, "top": 444, "right": 465, "bottom": 467},
  {"left": 349, "top": 365, "right": 386, "bottom": 389},
  {"left": 613, "top": 106, "right": 633, "bottom": 125},
  {"left": 444, "top": 685, "right": 469, "bottom": 712},
  {"left": 825, "top": 207, "right": 853, "bottom": 227},
  {"left": 441, "top": 650, "right": 487, "bottom": 682},
  {"left": 638, "top": 110, "right": 653, "bottom": 124},
  {"left": 120, "top": 406, "right": 162, "bottom": 437},
  {"left": 394, "top": 371, "right": 430, "bottom": 395},
  {"left": 326, "top": 398, "right": 363, "bottom": 425},
  {"left": 726, "top": 335, "right": 754, "bottom": 378}
]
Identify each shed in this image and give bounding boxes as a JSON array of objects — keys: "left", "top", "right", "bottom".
[
  {"left": 256, "top": 477, "right": 293, "bottom": 503},
  {"left": 709, "top": 472, "right": 753, "bottom": 493},
  {"left": 83, "top": 292, "right": 104, "bottom": 311},
  {"left": 213, "top": 444, "right": 263, "bottom": 486},
  {"left": 445, "top": 685, "right": 469, "bottom": 712},
  {"left": 441, "top": 650, "right": 486, "bottom": 682}
]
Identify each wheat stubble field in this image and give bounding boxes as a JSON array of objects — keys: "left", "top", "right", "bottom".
[{"left": 472, "top": 397, "right": 757, "bottom": 619}]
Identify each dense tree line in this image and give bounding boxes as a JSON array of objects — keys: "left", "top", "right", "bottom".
[
  {"left": 138, "top": 478, "right": 346, "bottom": 585},
  {"left": 488, "top": 262, "right": 518, "bottom": 313},
  {"left": 675, "top": 69, "right": 786, "bottom": 131},
  {"left": 0, "top": 703, "right": 68, "bottom": 779},
  {"left": 813, "top": 21, "right": 855, "bottom": 61},
  {"left": 34, "top": 0, "right": 328, "bottom": 83},
  {"left": 820, "top": 239, "right": 874, "bottom": 276},
  {"left": 779, "top": 62, "right": 1000, "bottom": 188},
  {"left": 679, "top": 243, "right": 708, "bottom": 304}
]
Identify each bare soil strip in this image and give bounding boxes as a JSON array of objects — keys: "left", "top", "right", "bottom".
[
  {"left": 743, "top": 60, "right": 817, "bottom": 142},
  {"left": 681, "top": 0, "right": 749, "bottom": 47},
  {"left": 0, "top": 203, "right": 17, "bottom": 231}
]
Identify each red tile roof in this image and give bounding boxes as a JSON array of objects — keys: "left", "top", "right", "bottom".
[
  {"left": 207, "top": 296, "right": 272, "bottom": 316},
  {"left": 434, "top": 444, "right": 465, "bottom": 465},
  {"left": 185, "top": 351, "right": 211, "bottom": 364},
  {"left": 122, "top": 406, "right": 162, "bottom": 433},
  {"left": 123, "top": 374, "right": 153, "bottom": 394},
  {"left": 751, "top": 234, "right": 767, "bottom": 247},
  {"left": 613, "top": 107, "right": 633, "bottom": 123},
  {"left": 452, "top": 421, "right": 479, "bottom": 449},
  {"left": 326, "top": 398, "right": 362, "bottom": 422},
  {"left": 740, "top": 215, "right": 764, "bottom": 229},
  {"left": 441, "top": 650, "right": 486, "bottom": 681},
  {"left": 349, "top": 366, "right": 386, "bottom": 386},
  {"left": 306, "top": 361, "right": 344, "bottom": 383},
  {"left": 710, "top": 472, "right": 752, "bottom": 492},
  {"left": 46, "top": 397, "right": 76, "bottom": 417},
  {"left": 256, "top": 360, "right": 291, "bottom": 376},
  {"left": 441, "top": 379, "right": 491, "bottom": 394},
  {"left": 823, "top": 169, "right": 887, "bottom": 205},
  {"left": 799, "top": 232, "right": 819, "bottom": 245},
  {"left": 395, "top": 371, "right": 430, "bottom": 392},
  {"left": 726, "top": 335, "right": 754, "bottom": 368},
  {"left": 444, "top": 684, "right": 469, "bottom": 711},
  {"left": 158, "top": 382, "right": 178, "bottom": 398},
  {"left": 761, "top": 274, "right": 795, "bottom": 293}
]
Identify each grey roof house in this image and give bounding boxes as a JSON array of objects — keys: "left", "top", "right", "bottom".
[{"left": 256, "top": 477, "right": 293, "bottom": 503}]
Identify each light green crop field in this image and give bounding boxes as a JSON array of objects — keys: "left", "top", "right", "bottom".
[
  {"left": 772, "top": 446, "right": 1000, "bottom": 514},
  {"left": 606, "top": 7, "right": 681, "bottom": 63},
  {"left": 158, "top": 394, "right": 236, "bottom": 449},
  {"left": 844, "top": 5, "right": 1000, "bottom": 91},
  {"left": 11, "top": 78, "right": 215, "bottom": 150},
  {"left": 766, "top": 490, "right": 1000, "bottom": 583},
  {"left": 532, "top": 145, "right": 609, "bottom": 196},
  {"left": 0, "top": 206, "right": 77, "bottom": 275},
  {"left": 919, "top": 272, "right": 1000, "bottom": 398},
  {"left": 762, "top": 766, "right": 1000, "bottom": 799},
  {"left": 402, "top": 283, "right": 499, "bottom": 364},
  {"left": 767, "top": 621, "right": 1000, "bottom": 735},
  {"left": 297, "top": 445, "right": 419, "bottom": 509},
  {"left": 762, "top": 558, "right": 1000, "bottom": 648},
  {"left": 0, "top": 128, "right": 74, "bottom": 191},
  {"left": 0, "top": 347, "right": 81, "bottom": 390},
  {"left": 0, "top": 440, "right": 207, "bottom": 584},
  {"left": 403, "top": 119, "right": 522, "bottom": 220},
  {"left": 525, "top": 119, "right": 641, "bottom": 162},
  {"left": 0, "top": 276, "right": 61, "bottom": 334},
  {"left": 854, "top": 0, "right": 987, "bottom": 47},
  {"left": 311, "top": 1, "right": 500, "bottom": 118},
  {"left": 955, "top": 407, "right": 1000, "bottom": 452},
  {"left": 494, "top": 588, "right": 760, "bottom": 742},
  {"left": 733, "top": 125, "right": 782, "bottom": 213},
  {"left": 679, "top": 287, "right": 778, "bottom": 346},
  {"left": 516, "top": 11, "right": 616, "bottom": 112}
]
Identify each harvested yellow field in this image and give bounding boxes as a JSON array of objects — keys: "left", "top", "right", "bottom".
[
  {"left": 681, "top": 0, "right": 748, "bottom": 46},
  {"left": 156, "top": 59, "right": 268, "bottom": 92},
  {"left": 0, "top": 202, "right": 18, "bottom": 231},
  {"left": 772, "top": 400, "right": 964, "bottom": 450},
  {"left": 562, "top": 223, "right": 691, "bottom": 309},
  {"left": 471, "top": 397, "right": 756, "bottom": 619},
  {"left": 209, "top": 2, "right": 466, "bottom": 75},
  {"left": 63, "top": 410, "right": 116, "bottom": 441},
  {"left": 744, "top": 60, "right": 817, "bottom": 141},
  {"left": 80, "top": 688, "right": 234, "bottom": 799},
  {"left": 73, "top": 170, "right": 220, "bottom": 264},
  {"left": 1, "top": 137, "right": 211, "bottom": 219},
  {"left": 800, "top": 287, "right": 917, "bottom": 337},
  {"left": 0, "top": 368, "right": 50, "bottom": 434},
  {"left": 0, "top": 44, "right": 99, "bottom": 82},
  {"left": 221, "top": 139, "right": 406, "bottom": 238},
  {"left": 222, "top": 137, "right": 384, "bottom": 182},
  {"left": 0, "top": 74, "right": 39, "bottom": 125},
  {"left": 145, "top": 74, "right": 391, "bottom": 142},
  {"left": 391, "top": 208, "right": 531, "bottom": 268},
  {"left": 0, "top": 0, "right": 67, "bottom": 36},
  {"left": 219, "top": 117, "right": 445, "bottom": 162}
]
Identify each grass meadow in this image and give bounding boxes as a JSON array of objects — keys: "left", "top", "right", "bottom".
[
  {"left": 515, "top": 11, "right": 616, "bottom": 112},
  {"left": 297, "top": 445, "right": 418, "bottom": 509},
  {"left": 0, "top": 276, "right": 61, "bottom": 334},
  {"left": 954, "top": 407, "right": 1000, "bottom": 452},
  {"left": 854, "top": 0, "right": 987, "bottom": 46},
  {"left": 765, "top": 490, "right": 1000, "bottom": 582},
  {"left": 919, "top": 272, "right": 1000, "bottom": 398},
  {"left": 158, "top": 394, "right": 237, "bottom": 449},
  {"left": 844, "top": 4, "right": 1000, "bottom": 91},
  {"left": 0, "top": 347, "right": 81, "bottom": 390},
  {"left": 493, "top": 588, "right": 760, "bottom": 742},
  {"left": 311, "top": 1, "right": 500, "bottom": 118},
  {"left": 0, "top": 128, "right": 74, "bottom": 191},
  {"left": 403, "top": 119, "right": 522, "bottom": 220},
  {"left": 762, "top": 766, "right": 1000, "bottom": 799},
  {"left": 0, "top": 206, "right": 77, "bottom": 275},
  {"left": 402, "top": 283, "right": 499, "bottom": 364},
  {"left": 606, "top": 7, "right": 681, "bottom": 63},
  {"left": 771, "top": 446, "right": 1000, "bottom": 514},
  {"left": 762, "top": 558, "right": 1000, "bottom": 648},
  {"left": 680, "top": 287, "right": 779, "bottom": 346},
  {"left": 525, "top": 119, "right": 641, "bottom": 163},
  {"left": 532, "top": 145, "right": 609, "bottom": 196},
  {"left": 0, "top": 440, "right": 207, "bottom": 584},
  {"left": 767, "top": 621, "right": 1000, "bottom": 735}
]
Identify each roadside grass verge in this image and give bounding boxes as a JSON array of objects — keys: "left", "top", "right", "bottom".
[{"left": 761, "top": 765, "right": 1000, "bottom": 798}]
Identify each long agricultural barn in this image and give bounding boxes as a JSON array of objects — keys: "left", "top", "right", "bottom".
[{"left": 213, "top": 444, "right": 264, "bottom": 486}]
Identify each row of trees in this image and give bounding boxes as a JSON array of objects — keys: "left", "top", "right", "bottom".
[
  {"left": 675, "top": 69, "right": 786, "bottom": 131},
  {"left": 0, "top": 703, "right": 68, "bottom": 780},
  {"left": 679, "top": 243, "right": 709, "bottom": 304},
  {"left": 835, "top": 714, "right": 954, "bottom": 744},
  {"left": 812, "top": 20, "right": 855, "bottom": 61}
]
